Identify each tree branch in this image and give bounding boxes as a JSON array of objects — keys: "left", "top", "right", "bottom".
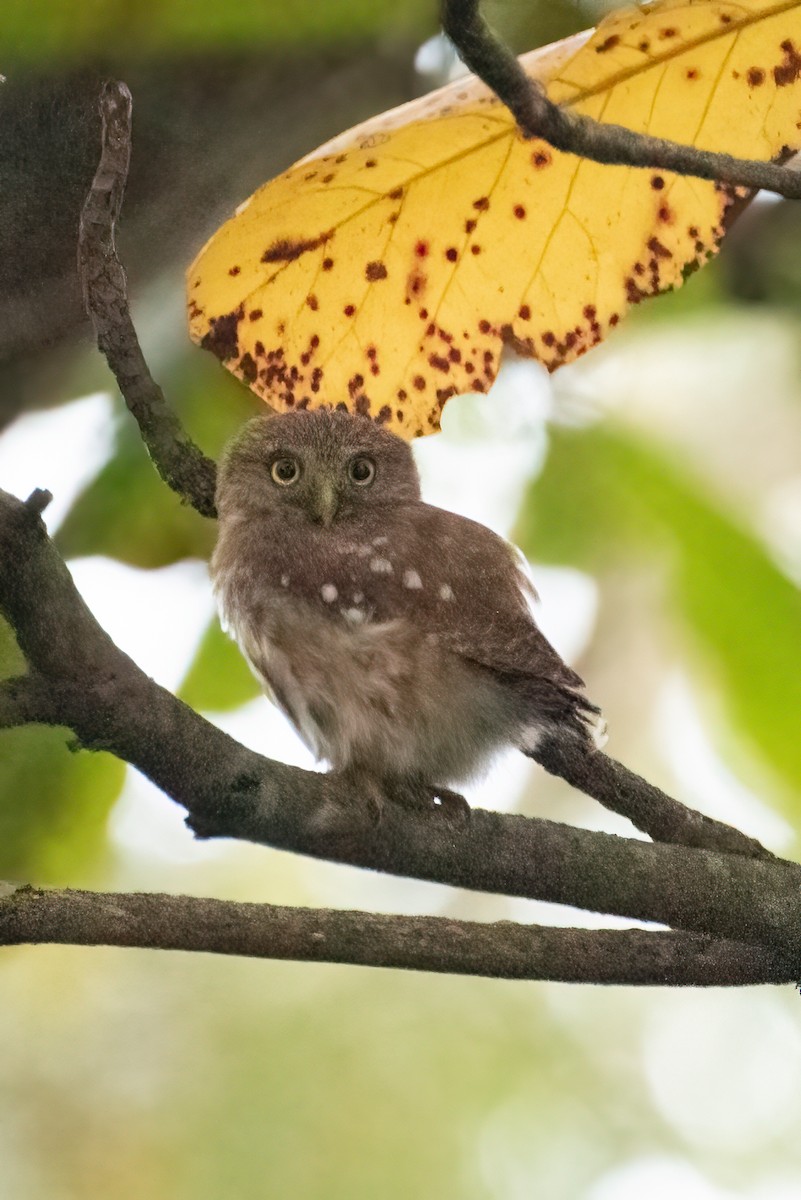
[
  {"left": 530, "top": 734, "right": 774, "bottom": 861},
  {"left": 1, "top": 886, "right": 796, "bottom": 986},
  {"left": 78, "top": 80, "right": 218, "bottom": 518},
  {"left": 2, "top": 485, "right": 801, "bottom": 969},
  {"left": 441, "top": 0, "right": 801, "bottom": 198}
]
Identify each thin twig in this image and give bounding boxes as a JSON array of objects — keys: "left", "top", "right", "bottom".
[
  {"left": 441, "top": 0, "right": 801, "bottom": 198},
  {"left": 78, "top": 80, "right": 218, "bottom": 517},
  {"left": 1, "top": 886, "right": 796, "bottom": 986},
  {"left": 529, "top": 734, "right": 775, "bottom": 861}
]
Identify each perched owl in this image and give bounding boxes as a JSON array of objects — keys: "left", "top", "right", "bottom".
[{"left": 212, "top": 409, "right": 601, "bottom": 814}]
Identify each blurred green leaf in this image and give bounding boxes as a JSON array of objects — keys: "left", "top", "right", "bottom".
[
  {"left": 0, "top": 729, "right": 125, "bottom": 884},
  {"left": 6, "top": 0, "right": 435, "bottom": 63},
  {"left": 179, "top": 617, "right": 260, "bottom": 712},
  {"left": 0, "top": 616, "right": 26, "bottom": 679},
  {"left": 0, "top": 618, "right": 125, "bottom": 883},
  {"left": 55, "top": 351, "right": 254, "bottom": 567},
  {"left": 518, "top": 423, "right": 801, "bottom": 806}
]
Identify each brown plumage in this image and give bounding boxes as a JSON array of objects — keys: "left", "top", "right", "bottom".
[{"left": 212, "top": 409, "right": 600, "bottom": 812}]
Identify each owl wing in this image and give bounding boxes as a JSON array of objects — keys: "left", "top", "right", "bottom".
[{"left": 360, "top": 502, "right": 585, "bottom": 692}]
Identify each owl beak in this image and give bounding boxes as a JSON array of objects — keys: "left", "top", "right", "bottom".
[{"left": 312, "top": 481, "right": 339, "bottom": 526}]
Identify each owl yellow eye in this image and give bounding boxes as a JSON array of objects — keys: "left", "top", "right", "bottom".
[
  {"left": 270, "top": 457, "right": 300, "bottom": 486},
  {"left": 349, "top": 456, "right": 375, "bottom": 486}
]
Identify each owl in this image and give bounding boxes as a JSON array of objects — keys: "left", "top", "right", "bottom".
[{"left": 211, "top": 409, "right": 601, "bottom": 815}]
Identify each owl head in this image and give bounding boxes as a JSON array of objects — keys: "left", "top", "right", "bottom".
[{"left": 216, "top": 409, "right": 422, "bottom": 525}]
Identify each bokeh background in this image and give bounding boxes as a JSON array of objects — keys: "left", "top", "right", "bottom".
[{"left": 2, "top": 1, "right": 801, "bottom": 1196}]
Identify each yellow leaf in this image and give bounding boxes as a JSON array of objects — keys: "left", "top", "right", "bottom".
[{"left": 188, "top": 0, "right": 801, "bottom": 437}]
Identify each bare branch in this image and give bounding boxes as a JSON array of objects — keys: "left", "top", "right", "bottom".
[
  {"left": 24, "top": 489, "right": 52, "bottom": 517},
  {"left": 530, "top": 734, "right": 774, "bottom": 861},
  {"left": 441, "top": 0, "right": 801, "bottom": 199},
  {"left": 0, "top": 676, "right": 59, "bottom": 730},
  {"left": 78, "top": 80, "right": 218, "bottom": 518},
  {"left": 2, "top": 483, "right": 801, "bottom": 965},
  {"left": 1, "top": 886, "right": 796, "bottom": 986}
]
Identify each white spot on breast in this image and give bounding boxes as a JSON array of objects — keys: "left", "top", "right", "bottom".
[
  {"left": 403, "top": 569, "right": 422, "bottom": 590},
  {"left": 281, "top": 574, "right": 290, "bottom": 588},
  {"left": 373, "top": 535, "right": 389, "bottom": 546},
  {"left": 370, "top": 557, "right": 393, "bottom": 574},
  {"left": 321, "top": 583, "right": 338, "bottom": 603},
  {"left": 353, "top": 592, "right": 364, "bottom": 603},
  {"left": 341, "top": 607, "right": 366, "bottom": 623},
  {"left": 439, "top": 584, "right": 454, "bottom": 601}
]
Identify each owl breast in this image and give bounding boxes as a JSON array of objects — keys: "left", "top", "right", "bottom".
[{"left": 216, "top": 582, "right": 518, "bottom": 786}]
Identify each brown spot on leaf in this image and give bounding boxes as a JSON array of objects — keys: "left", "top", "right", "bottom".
[
  {"left": 473, "top": 197, "right": 490, "bottom": 211},
  {"left": 419, "top": 308, "right": 429, "bottom": 320},
  {"left": 686, "top": 67, "right": 699, "bottom": 80},
  {"left": 774, "top": 40, "right": 801, "bottom": 87},
  {"left": 344, "top": 304, "right": 355, "bottom": 317},
  {"left": 542, "top": 331, "right": 555, "bottom": 347},
  {"left": 448, "top": 347, "right": 461, "bottom": 363},
  {"left": 429, "top": 353, "right": 450, "bottom": 372},
  {"left": 406, "top": 270, "right": 427, "bottom": 298},
  {"left": 747, "top": 66, "right": 765, "bottom": 86},
  {"left": 262, "top": 231, "right": 332, "bottom": 264},
  {"left": 478, "top": 319, "right": 491, "bottom": 333},
  {"left": 200, "top": 308, "right": 243, "bottom": 362},
  {"left": 658, "top": 205, "right": 673, "bottom": 223},
  {"left": 647, "top": 236, "right": 672, "bottom": 259},
  {"left": 626, "top": 277, "right": 649, "bottom": 304},
  {"left": 519, "top": 304, "right": 531, "bottom": 320},
  {"left": 354, "top": 395, "right": 370, "bottom": 416},
  {"left": 610, "top": 313, "right": 620, "bottom": 326},
  {"left": 413, "top": 375, "right": 426, "bottom": 390},
  {"left": 445, "top": 247, "right": 458, "bottom": 262},
  {"left": 365, "top": 261, "right": 388, "bottom": 281},
  {"left": 500, "top": 324, "right": 535, "bottom": 357},
  {"left": 321, "top": 173, "right": 335, "bottom": 184},
  {"left": 255, "top": 340, "right": 265, "bottom": 356},
  {"left": 389, "top": 186, "right": 404, "bottom": 200},
  {"left": 415, "top": 241, "right": 429, "bottom": 257},
  {"left": 377, "top": 406, "right": 392, "bottom": 424},
  {"left": 513, "top": 205, "right": 526, "bottom": 219},
  {"left": 471, "top": 244, "right": 482, "bottom": 255},
  {"left": 595, "top": 34, "right": 620, "bottom": 53},
  {"left": 322, "top": 258, "right": 334, "bottom": 271},
  {"left": 651, "top": 175, "right": 665, "bottom": 190},
  {"left": 348, "top": 373, "right": 365, "bottom": 398},
  {"left": 465, "top": 219, "right": 477, "bottom": 234},
  {"left": 532, "top": 150, "right": 552, "bottom": 168},
  {"left": 306, "top": 294, "right": 319, "bottom": 311},
  {"left": 638, "top": 39, "right": 650, "bottom": 51},
  {"left": 228, "top": 265, "right": 241, "bottom": 276},
  {"left": 239, "top": 353, "right": 257, "bottom": 383},
  {"left": 249, "top": 309, "right": 263, "bottom": 321},
  {"left": 659, "top": 26, "right": 677, "bottom": 38},
  {"left": 365, "top": 159, "right": 377, "bottom": 168},
  {"left": 720, "top": 12, "right": 732, "bottom": 22}
]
